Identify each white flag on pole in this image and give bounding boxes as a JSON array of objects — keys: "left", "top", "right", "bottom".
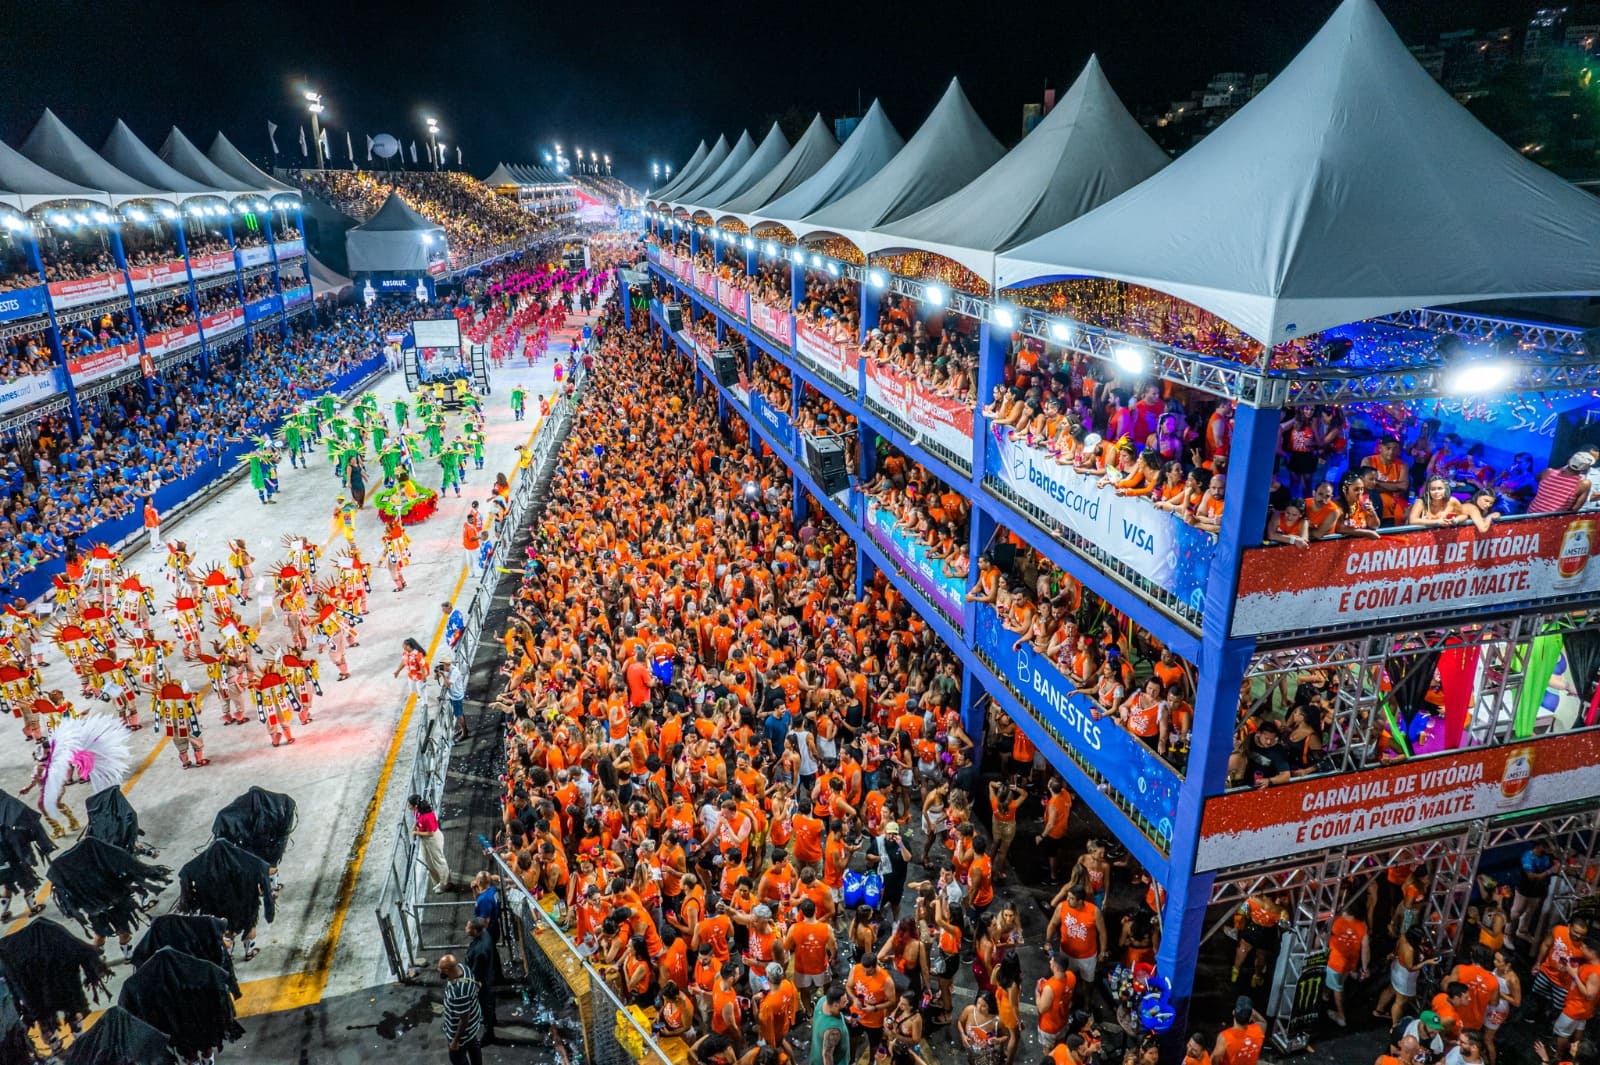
[
  {"left": 410, "top": 141, "right": 418, "bottom": 163},
  {"left": 456, "top": 146, "right": 462, "bottom": 166},
  {"left": 299, "top": 126, "right": 308, "bottom": 156},
  {"left": 267, "top": 121, "right": 279, "bottom": 154},
  {"left": 319, "top": 128, "right": 330, "bottom": 158},
  {"left": 365, "top": 135, "right": 374, "bottom": 162}
]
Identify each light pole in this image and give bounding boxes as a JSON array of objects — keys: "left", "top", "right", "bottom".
[
  {"left": 604, "top": 155, "right": 611, "bottom": 177},
  {"left": 305, "top": 90, "right": 325, "bottom": 169},
  {"left": 426, "top": 118, "right": 440, "bottom": 171}
]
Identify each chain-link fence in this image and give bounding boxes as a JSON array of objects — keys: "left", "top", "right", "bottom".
[{"left": 374, "top": 334, "right": 590, "bottom": 983}]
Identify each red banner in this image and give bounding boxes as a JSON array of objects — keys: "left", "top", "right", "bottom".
[
  {"left": 1232, "top": 512, "right": 1600, "bottom": 637},
  {"left": 1196, "top": 728, "right": 1600, "bottom": 871},
  {"left": 146, "top": 322, "right": 201, "bottom": 359},
  {"left": 692, "top": 267, "right": 717, "bottom": 302},
  {"left": 200, "top": 307, "right": 244, "bottom": 336},
  {"left": 190, "top": 252, "right": 236, "bottom": 279},
  {"left": 128, "top": 259, "right": 189, "bottom": 292},
  {"left": 67, "top": 342, "right": 138, "bottom": 383},
  {"left": 863, "top": 358, "right": 975, "bottom": 461},
  {"left": 795, "top": 320, "right": 860, "bottom": 384},
  {"left": 751, "top": 299, "right": 792, "bottom": 344},
  {"left": 721, "top": 287, "right": 750, "bottom": 321},
  {"left": 48, "top": 272, "right": 123, "bottom": 309}
]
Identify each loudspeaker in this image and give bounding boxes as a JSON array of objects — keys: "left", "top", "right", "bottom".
[
  {"left": 806, "top": 435, "right": 850, "bottom": 495},
  {"left": 665, "top": 302, "right": 684, "bottom": 331},
  {"left": 714, "top": 350, "right": 741, "bottom": 388},
  {"left": 989, "top": 541, "right": 1017, "bottom": 572}
]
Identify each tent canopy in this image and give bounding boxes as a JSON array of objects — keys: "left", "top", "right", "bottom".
[
  {"left": 206, "top": 132, "right": 299, "bottom": 198},
  {"left": 699, "top": 123, "right": 791, "bottom": 211},
  {"left": 796, "top": 80, "right": 1003, "bottom": 243},
  {"left": 19, "top": 109, "right": 173, "bottom": 206},
  {"left": 0, "top": 137, "right": 108, "bottom": 212},
  {"left": 755, "top": 100, "right": 904, "bottom": 227},
  {"left": 720, "top": 114, "right": 839, "bottom": 217},
  {"left": 655, "top": 135, "right": 726, "bottom": 204},
  {"left": 875, "top": 57, "right": 1169, "bottom": 282},
  {"left": 483, "top": 162, "right": 526, "bottom": 187},
  {"left": 101, "top": 120, "right": 230, "bottom": 203},
  {"left": 161, "top": 127, "right": 265, "bottom": 198},
  {"left": 673, "top": 130, "right": 755, "bottom": 209},
  {"left": 344, "top": 191, "right": 446, "bottom": 274},
  {"left": 307, "top": 252, "right": 354, "bottom": 298},
  {"left": 650, "top": 140, "right": 708, "bottom": 200},
  {"left": 997, "top": 0, "right": 1600, "bottom": 344}
]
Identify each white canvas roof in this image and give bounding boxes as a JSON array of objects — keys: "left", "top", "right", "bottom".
[
  {"left": 698, "top": 123, "right": 791, "bottom": 211},
  {"left": 206, "top": 132, "right": 300, "bottom": 198},
  {"left": 101, "top": 120, "right": 232, "bottom": 203},
  {"left": 161, "top": 127, "right": 266, "bottom": 198},
  {"left": 650, "top": 140, "right": 707, "bottom": 199},
  {"left": 0, "top": 136, "right": 109, "bottom": 212},
  {"left": 483, "top": 162, "right": 527, "bottom": 187},
  {"left": 19, "top": 109, "right": 175, "bottom": 205},
  {"left": 719, "top": 115, "right": 838, "bottom": 217},
  {"left": 754, "top": 101, "right": 903, "bottom": 228},
  {"left": 796, "top": 79, "right": 1002, "bottom": 244},
  {"left": 997, "top": 0, "right": 1600, "bottom": 344},
  {"left": 307, "top": 251, "right": 354, "bottom": 299},
  {"left": 673, "top": 130, "right": 754, "bottom": 209},
  {"left": 655, "top": 136, "right": 727, "bottom": 204},
  {"left": 875, "top": 57, "right": 1169, "bottom": 283}
]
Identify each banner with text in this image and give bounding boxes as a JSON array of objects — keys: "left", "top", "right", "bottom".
[
  {"left": 986, "top": 426, "right": 1216, "bottom": 611},
  {"left": 1196, "top": 728, "right": 1600, "bottom": 871},
  {"left": 67, "top": 342, "right": 138, "bottom": 383},
  {"left": 128, "top": 260, "right": 189, "bottom": 293},
  {"left": 145, "top": 323, "right": 201, "bottom": 360},
  {"left": 0, "top": 285, "right": 48, "bottom": 324},
  {"left": 1233, "top": 513, "right": 1600, "bottom": 636},
  {"left": 692, "top": 267, "right": 717, "bottom": 303},
  {"left": 751, "top": 299, "right": 792, "bottom": 346},
  {"left": 190, "top": 252, "right": 236, "bottom": 280},
  {"left": 975, "top": 604, "right": 1179, "bottom": 843},
  {"left": 48, "top": 272, "right": 124, "bottom": 310},
  {"left": 795, "top": 320, "right": 860, "bottom": 388},
  {"left": 863, "top": 500, "right": 967, "bottom": 623},
  {"left": 0, "top": 370, "right": 63, "bottom": 415},
  {"left": 674, "top": 257, "right": 694, "bottom": 284},
  {"left": 720, "top": 287, "right": 750, "bottom": 322},
  {"left": 245, "top": 294, "right": 283, "bottom": 323},
  {"left": 750, "top": 392, "right": 797, "bottom": 454},
  {"left": 284, "top": 285, "right": 312, "bottom": 307},
  {"left": 200, "top": 306, "right": 245, "bottom": 337},
  {"left": 274, "top": 238, "right": 306, "bottom": 259},
  {"left": 237, "top": 246, "right": 274, "bottom": 269},
  {"left": 865, "top": 359, "right": 974, "bottom": 464}
]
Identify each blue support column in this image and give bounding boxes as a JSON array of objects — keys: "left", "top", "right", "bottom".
[
  {"left": 260, "top": 211, "right": 288, "bottom": 340},
  {"left": 959, "top": 665, "right": 987, "bottom": 772},
  {"left": 963, "top": 507, "right": 997, "bottom": 634},
  {"left": 1156, "top": 400, "right": 1281, "bottom": 1041},
  {"left": 793, "top": 474, "right": 809, "bottom": 527},
  {"left": 859, "top": 278, "right": 872, "bottom": 345},
  {"left": 27, "top": 232, "right": 82, "bottom": 434},
  {"left": 223, "top": 215, "right": 249, "bottom": 359},
  {"left": 973, "top": 321, "right": 1005, "bottom": 492},
  {"left": 689, "top": 228, "right": 700, "bottom": 259},
  {"left": 294, "top": 205, "right": 312, "bottom": 290},
  {"left": 789, "top": 260, "right": 801, "bottom": 312},
  {"left": 172, "top": 218, "right": 208, "bottom": 374},
  {"left": 108, "top": 227, "right": 154, "bottom": 402},
  {"left": 745, "top": 244, "right": 757, "bottom": 277},
  {"left": 620, "top": 273, "right": 633, "bottom": 331}
]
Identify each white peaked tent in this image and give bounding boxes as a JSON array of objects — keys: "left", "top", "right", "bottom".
[
  {"left": 697, "top": 123, "right": 791, "bottom": 212},
  {"left": 206, "top": 133, "right": 300, "bottom": 198},
  {"left": 161, "top": 127, "right": 268, "bottom": 198},
  {"left": 100, "top": 120, "right": 231, "bottom": 203},
  {"left": 0, "top": 137, "right": 109, "bottom": 212},
  {"left": 651, "top": 140, "right": 707, "bottom": 199},
  {"left": 484, "top": 162, "right": 528, "bottom": 187},
  {"left": 672, "top": 130, "right": 755, "bottom": 209},
  {"left": 345, "top": 192, "right": 446, "bottom": 274},
  {"left": 876, "top": 57, "right": 1169, "bottom": 283},
  {"left": 755, "top": 101, "right": 904, "bottom": 227},
  {"left": 797, "top": 80, "right": 1003, "bottom": 241},
  {"left": 997, "top": 0, "right": 1600, "bottom": 344},
  {"left": 19, "top": 109, "right": 174, "bottom": 205},
  {"left": 655, "top": 136, "right": 727, "bottom": 204},
  {"left": 720, "top": 115, "right": 839, "bottom": 217}
]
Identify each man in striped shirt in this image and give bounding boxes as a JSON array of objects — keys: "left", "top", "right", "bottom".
[{"left": 438, "top": 954, "right": 484, "bottom": 1065}]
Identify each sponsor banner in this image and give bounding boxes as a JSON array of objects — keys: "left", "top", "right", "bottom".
[
  {"left": 190, "top": 251, "right": 236, "bottom": 279},
  {"left": 141, "top": 330, "right": 166, "bottom": 360},
  {"left": 200, "top": 306, "right": 244, "bottom": 336},
  {"left": 284, "top": 285, "right": 312, "bottom": 307},
  {"left": 795, "top": 320, "right": 860, "bottom": 386},
  {"left": 986, "top": 426, "right": 1216, "bottom": 611},
  {"left": 975, "top": 603, "right": 1179, "bottom": 842},
  {"left": 0, "top": 285, "right": 48, "bottom": 323},
  {"left": 720, "top": 287, "right": 750, "bottom": 322},
  {"left": 750, "top": 299, "right": 792, "bottom": 346},
  {"left": 1233, "top": 513, "right": 1600, "bottom": 637},
  {"left": 692, "top": 267, "right": 717, "bottom": 303},
  {"left": 127, "top": 259, "right": 189, "bottom": 293},
  {"left": 681, "top": 331, "right": 715, "bottom": 377},
  {"left": 245, "top": 295, "right": 283, "bottom": 323},
  {"left": 48, "top": 272, "right": 124, "bottom": 310},
  {"left": 237, "top": 246, "right": 273, "bottom": 269},
  {"left": 1195, "top": 728, "right": 1600, "bottom": 872},
  {"left": 675, "top": 257, "right": 694, "bottom": 283},
  {"left": 159, "top": 322, "right": 201, "bottom": 355},
  {"left": 750, "top": 393, "right": 796, "bottom": 454},
  {"left": 67, "top": 342, "right": 138, "bottom": 383},
  {"left": 427, "top": 259, "right": 448, "bottom": 276},
  {"left": 0, "top": 370, "right": 63, "bottom": 415},
  {"left": 862, "top": 500, "right": 967, "bottom": 623},
  {"left": 274, "top": 238, "right": 306, "bottom": 259},
  {"left": 731, "top": 382, "right": 751, "bottom": 407},
  {"left": 864, "top": 359, "right": 974, "bottom": 464}
]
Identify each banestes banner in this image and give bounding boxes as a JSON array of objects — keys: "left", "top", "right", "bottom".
[
  {"left": 1232, "top": 513, "right": 1600, "bottom": 636},
  {"left": 720, "top": 287, "right": 750, "bottom": 321},
  {"left": 1195, "top": 728, "right": 1600, "bottom": 871}
]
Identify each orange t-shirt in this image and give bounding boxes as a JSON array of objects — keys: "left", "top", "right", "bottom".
[
  {"left": 849, "top": 966, "right": 893, "bottom": 1028},
  {"left": 462, "top": 523, "right": 482, "bottom": 551}
]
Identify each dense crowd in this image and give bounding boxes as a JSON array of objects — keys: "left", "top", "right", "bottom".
[
  {"left": 0, "top": 330, "right": 56, "bottom": 382},
  {"left": 36, "top": 240, "right": 117, "bottom": 284}
]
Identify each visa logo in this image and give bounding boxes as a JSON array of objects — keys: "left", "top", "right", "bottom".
[{"left": 1122, "top": 520, "right": 1155, "bottom": 554}]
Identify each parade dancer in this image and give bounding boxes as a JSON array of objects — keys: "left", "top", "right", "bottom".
[
  {"left": 249, "top": 667, "right": 298, "bottom": 747},
  {"left": 211, "top": 603, "right": 262, "bottom": 656},
  {"left": 29, "top": 690, "right": 73, "bottom": 737},
  {"left": 281, "top": 534, "right": 320, "bottom": 579},
  {"left": 49, "top": 573, "right": 79, "bottom": 616},
  {"left": 336, "top": 549, "right": 371, "bottom": 616},
  {"left": 199, "top": 651, "right": 254, "bottom": 726},
  {"left": 47, "top": 835, "right": 171, "bottom": 963},
  {"left": 194, "top": 564, "right": 242, "bottom": 610},
  {"left": 440, "top": 440, "right": 465, "bottom": 498},
  {"left": 165, "top": 540, "right": 195, "bottom": 591},
  {"left": 312, "top": 604, "right": 352, "bottom": 682},
  {"left": 245, "top": 445, "right": 278, "bottom": 505},
  {"left": 85, "top": 545, "right": 123, "bottom": 613},
  {"left": 280, "top": 413, "right": 306, "bottom": 469},
  {"left": 0, "top": 788, "right": 53, "bottom": 920},
  {"left": 381, "top": 519, "right": 411, "bottom": 592},
  {"left": 212, "top": 786, "right": 296, "bottom": 903},
  {"left": 392, "top": 395, "right": 409, "bottom": 432},
  {"left": 331, "top": 497, "right": 357, "bottom": 547},
  {"left": 21, "top": 740, "right": 78, "bottom": 838},
  {"left": 272, "top": 565, "right": 310, "bottom": 652},
  {"left": 127, "top": 630, "right": 174, "bottom": 689},
  {"left": 511, "top": 383, "right": 527, "bottom": 421},
  {"left": 0, "top": 918, "right": 113, "bottom": 1054},
  {"left": 466, "top": 424, "right": 486, "bottom": 471},
  {"left": 0, "top": 661, "right": 42, "bottom": 740},
  {"left": 3, "top": 598, "right": 44, "bottom": 667},
  {"left": 168, "top": 593, "right": 205, "bottom": 660},
  {"left": 49, "top": 623, "right": 98, "bottom": 697},
  {"left": 89, "top": 653, "right": 141, "bottom": 729},
  {"left": 177, "top": 838, "right": 275, "bottom": 964},
  {"left": 115, "top": 576, "right": 156, "bottom": 637},
  {"left": 227, "top": 539, "right": 256, "bottom": 589},
  {"left": 280, "top": 653, "right": 320, "bottom": 725},
  {"left": 150, "top": 679, "right": 208, "bottom": 769}
]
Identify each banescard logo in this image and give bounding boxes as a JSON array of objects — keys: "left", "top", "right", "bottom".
[{"left": 1016, "top": 645, "right": 1033, "bottom": 689}]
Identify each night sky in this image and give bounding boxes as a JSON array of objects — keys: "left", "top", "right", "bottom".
[{"left": 0, "top": 0, "right": 1543, "bottom": 188}]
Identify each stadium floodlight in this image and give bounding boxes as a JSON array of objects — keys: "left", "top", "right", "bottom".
[
  {"left": 764, "top": 242, "right": 778, "bottom": 256},
  {"left": 92, "top": 210, "right": 112, "bottom": 224},
  {"left": 826, "top": 262, "right": 840, "bottom": 277},
  {"left": 991, "top": 305, "right": 1015, "bottom": 330},
  {"left": 1, "top": 215, "right": 25, "bottom": 232},
  {"left": 810, "top": 254, "right": 822, "bottom": 268},
  {"left": 158, "top": 206, "right": 178, "bottom": 219},
  {"left": 923, "top": 284, "right": 945, "bottom": 307},
  {"left": 73, "top": 212, "right": 92, "bottom": 226},
  {"left": 790, "top": 248, "right": 805, "bottom": 264},
  {"left": 1113, "top": 343, "right": 1148, "bottom": 375},
  {"left": 127, "top": 208, "right": 148, "bottom": 222},
  {"left": 1446, "top": 359, "right": 1513, "bottom": 395},
  {"left": 1049, "top": 320, "right": 1074, "bottom": 344},
  {"left": 742, "top": 236, "right": 754, "bottom": 250}
]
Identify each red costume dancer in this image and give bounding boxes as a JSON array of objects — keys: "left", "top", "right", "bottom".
[
  {"left": 49, "top": 623, "right": 100, "bottom": 697},
  {"left": 84, "top": 545, "right": 123, "bottom": 612},
  {"left": 0, "top": 662, "right": 43, "bottom": 740},
  {"left": 165, "top": 541, "right": 195, "bottom": 590},
  {"left": 198, "top": 651, "right": 254, "bottom": 726},
  {"left": 249, "top": 668, "right": 299, "bottom": 747},
  {"left": 381, "top": 521, "right": 411, "bottom": 591},
  {"left": 194, "top": 565, "right": 240, "bottom": 611},
  {"left": 273, "top": 566, "right": 310, "bottom": 653},
  {"left": 115, "top": 576, "right": 156, "bottom": 637},
  {"left": 166, "top": 595, "right": 204, "bottom": 660},
  {"left": 227, "top": 538, "right": 255, "bottom": 589},
  {"left": 78, "top": 606, "right": 114, "bottom": 649},
  {"left": 335, "top": 550, "right": 371, "bottom": 617},
  {"left": 281, "top": 533, "right": 320, "bottom": 579},
  {"left": 312, "top": 604, "right": 353, "bottom": 682},
  {"left": 126, "top": 631, "right": 173, "bottom": 689},
  {"left": 29, "top": 691, "right": 73, "bottom": 737},
  {"left": 280, "top": 653, "right": 321, "bottom": 725},
  {"left": 2, "top": 599, "right": 43, "bottom": 667},
  {"left": 88, "top": 655, "right": 140, "bottom": 729},
  {"left": 210, "top": 604, "right": 262, "bottom": 656},
  {"left": 150, "top": 680, "right": 207, "bottom": 768}
]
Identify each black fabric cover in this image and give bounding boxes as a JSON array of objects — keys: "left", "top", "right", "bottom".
[
  {"left": 0, "top": 918, "right": 112, "bottom": 1022},
  {"left": 0, "top": 790, "right": 54, "bottom": 894},
  {"left": 85, "top": 788, "right": 144, "bottom": 854},
  {"left": 118, "top": 947, "right": 242, "bottom": 1057},
  {"left": 176, "top": 840, "right": 274, "bottom": 935},
  {"left": 0, "top": 960, "right": 36, "bottom": 1065},
  {"left": 61, "top": 1004, "right": 175, "bottom": 1065},
  {"left": 210, "top": 787, "right": 297, "bottom": 866},
  {"left": 47, "top": 838, "right": 171, "bottom": 939},
  {"left": 131, "top": 914, "right": 238, "bottom": 997},
  {"left": 1385, "top": 650, "right": 1443, "bottom": 727},
  {"left": 1562, "top": 629, "right": 1600, "bottom": 704}
]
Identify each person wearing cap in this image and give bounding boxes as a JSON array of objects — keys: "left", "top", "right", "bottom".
[
  {"left": 733, "top": 903, "right": 785, "bottom": 992},
  {"left": 1392, "top": 1009, "right": 1447, "bottom": 1063},
  {"left": 1530, "top": 450, "right": 1594, "bottom": 514},
  {"left": 1213, "top": 1000, "right": 1265, "bottom": 1065},
  {"left": 1553, "top": 934, "right": 1600, "bottom": 1061}
]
